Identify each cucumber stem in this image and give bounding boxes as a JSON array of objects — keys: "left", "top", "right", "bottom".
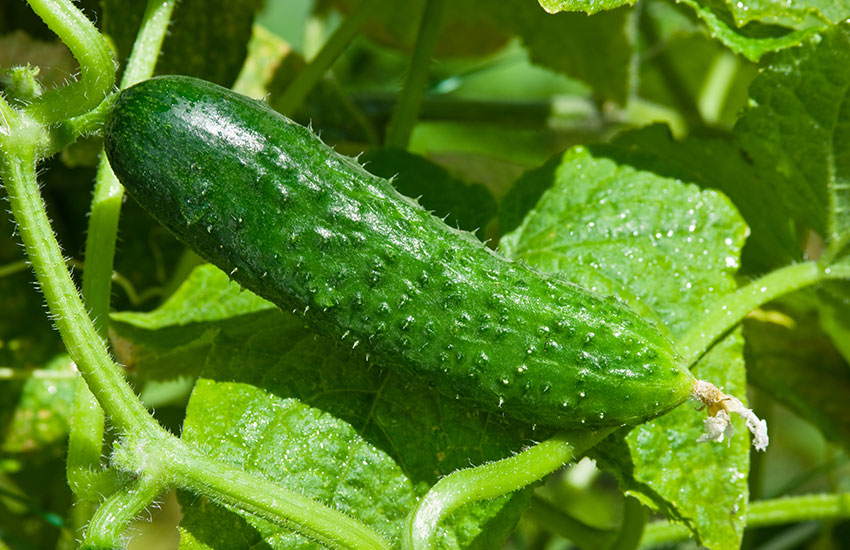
[
  {"left": 170, "top": 441, "right": 392, "bottom": 550},
  {"left": 385, "top": 0, "right": 447, "bottom": 148},
  {"left": 24, "top": 0, "right": 115, "bottom": 124},
  {"left": 2, "top": 143, "right": 160, "bottom": 435}
]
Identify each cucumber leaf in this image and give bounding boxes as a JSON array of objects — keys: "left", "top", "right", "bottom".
[
  {"left": 109, "top": 265, "right": 275, "bottom": 381},
  {"left": 736, "top": 23, "right": 850, "bottom": 260},
  {"left": 178, "top": 376, "right": 418, "bottom": 549},
  {"left": 499, "top": 144, "right": 750, "bottom": 547},
  {"left": 115, "top": 265, "right": 542, "bottom": 549},
  {"left": 676, "top": 0, "right": 826, "bottom": 61},
  {"left": 538, "top": 0, "right": 636, "bottom": 15},
  {"left": 612, "top": 125, "right": 800, "bottom": 272},
  {"left": 505, "top": 4, "right": 635, "bottom": 105},
  {"left": 500, "top": 145, "right": 746, "bottom": 337},
  {"left": 720, "top": 0, "right": 849, "bottom": 27}
]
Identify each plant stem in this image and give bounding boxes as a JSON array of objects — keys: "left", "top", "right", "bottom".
[
  {"left": 527, "top": 496, "right": 617, "bottom": 549},
  {"left": 609, "top": 496, "right": 646, "bottom": 550},
  {"left": 119, "top": 0, "right": 178, "bottom": 87},
  {"left": 69, "top": 0, "right": 178, "bottom": 530},
  {"left": 1, "top": 147, "right": 161, "bottom": 436},
  {"left": 82, "top": 473, "right": 167, "bottom": 549},
  {"left": 66, "top": 378, "right": 110, "bottom": 505},
  {"left": 384, "top": 0, "right": 446, "bottom": 148},
  {"left": 24, "top": 0, "right": 115, "bottom": 124},
  {"left": 746, "top": 493, "right": 850, "bottom": 528},
  {"left": 678, "top": 261, "right": 850, "bottom": 366},
  {"left": 38, "top": 94, "right": 113, "bottom": 158},
  {"left": 275, "top": 0, "right": 382, "bottom": 115},
  {"left": 697, "top": 51, "right": 739, "bottom": 125},
  {"left": 3, "top": 145, "right": 161, "bottom": 542},
  {"left": 172, "top": 445, "right": 391, "bottom": 550},
  {"left": 641, "top": 493, "right": 850, "bottom": 546},
  {"left": 0, "top": 367, "right": 78, "bottom": 379},
  {"left": 83, "top": 0, "right": 177, "bottom": 338},
  {"left": 403, "top": 428, "right": 616, "bottom": 550},
  {"left": 0, "top": 259, "right": 29, "bottom": 278}
]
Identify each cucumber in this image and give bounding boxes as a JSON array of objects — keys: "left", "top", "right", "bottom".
[{"left": 104, "top": 75, "right": 696, "bottom": 428}]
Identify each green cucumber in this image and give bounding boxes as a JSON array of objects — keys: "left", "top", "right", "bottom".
[{"left": 104, "top": 75, "right": 696, "bottom": 428}]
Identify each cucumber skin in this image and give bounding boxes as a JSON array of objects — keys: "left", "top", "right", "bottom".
[{"left": 104, "top": 75, "right": 695, "bottom": 428}]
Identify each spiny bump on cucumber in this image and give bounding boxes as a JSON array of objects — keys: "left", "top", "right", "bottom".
[{"left": 104, "top": 75, "right": 702, "bottom": 430}]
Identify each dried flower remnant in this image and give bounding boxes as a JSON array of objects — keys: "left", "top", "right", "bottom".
[{"left": 693, "top": 379, "right": 769, "bottom": 451}]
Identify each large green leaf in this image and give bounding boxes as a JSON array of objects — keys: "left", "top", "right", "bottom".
[
  {"left": 539, "top": 0, "right": 635, "bottom": 15},
  {"left": 500, "top": 145, "right": 746, "bottom": 337},
  {"left": 503, "top": 3, "right": 635, "bottom": 105},
  {"left": 115, "top": 265, "right": 542, "bottom": 549},
  {"left": 109, "top": 264, "right": 275, "bottom": 380},
  {"left": 499, "top": 144, "right": 751, "bottom": 547},
  {"left": 677, "top": 0, "right": 826, "bottom": 61},
  {"left": 720, "top": 0, "right": 849, "bottom": 26},
  {"left": 612, "top": 125, "right": 800, "bottom": 272},
  {"left": 736, "top": 23, "right": 850, "bottom": 260},
  {"left": 178, "top": 377, "right": 418, "bottom": 549}
]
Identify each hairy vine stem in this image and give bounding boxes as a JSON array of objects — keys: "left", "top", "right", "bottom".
[
  {"left": 64, "top": 0, "right": 179, "bottom": 529},
  {"left": 403, "top": 428, "right": 617, "bottom": 549},
  {"left": 24, "top": 0, "right": 115, "bottom": 123},
  {"left": 678, "top": 261, "right": 850, "bottom": 367}
]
